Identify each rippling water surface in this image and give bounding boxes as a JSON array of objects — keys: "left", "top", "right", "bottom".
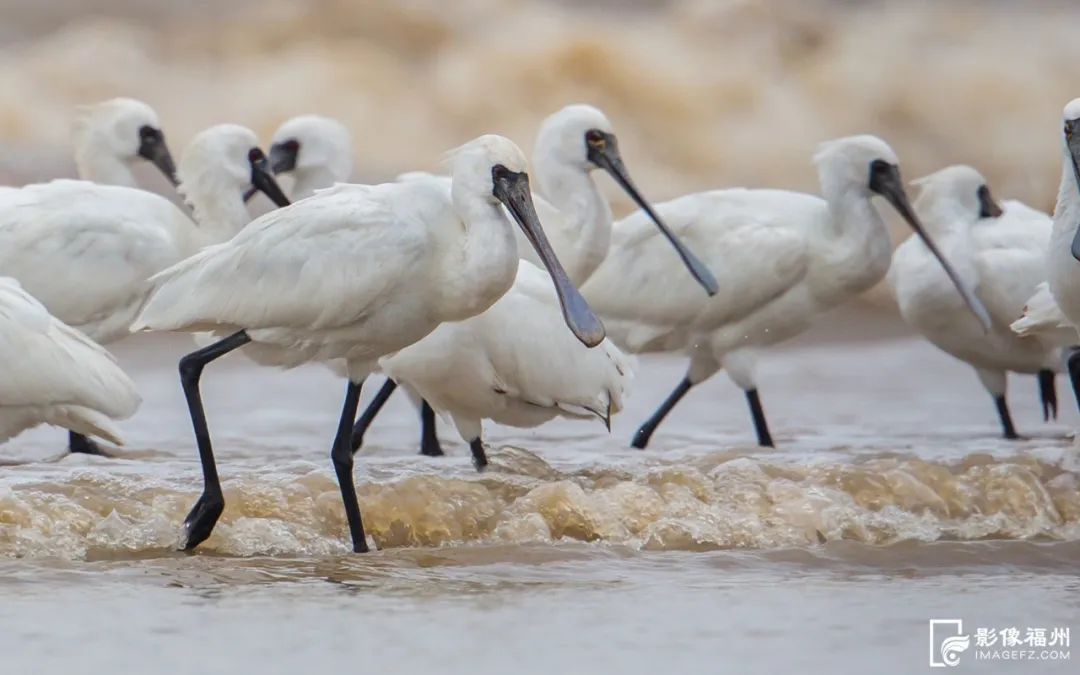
[
  {"left": 2, "top": 316, "right": 1078, "bottom": 673},
  {"left": 2, "top": 3, "right": 1080, "bottom": 669}
]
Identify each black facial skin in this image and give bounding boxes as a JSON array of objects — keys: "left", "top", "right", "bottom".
[
  {"left": 584, "top": 128, "right": 718, "bottom": 297},
  {"left": 137, "top": 125, "right": 179, "bottom": 186},
  {"left": 867, "top": 159, "right": 991, "bottom": 330},
  {"left": 1064, "top": 118, "right": 1080, "bottom": 262},
  {"left": 491, "top": 163, "right": 605, "bottom": 348},
  {"left": 248, "top": 148, "right": 291, "bottom": 208},
  {"left": 269, "top": 139, "right": 300, "bottom": 174},
  {"left": 977, "top": 184, "right": 1003, "bottom": 219}
]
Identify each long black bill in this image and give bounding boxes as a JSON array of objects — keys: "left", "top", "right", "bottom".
[
  {"left": 869, "top": 160, "right": 991, "bottom": 331},
  {"left": 248, "top": 148, "right": 291, "bottom": 207},
  {"left": 137, "top": 125, "right": 179, "bottom": 186},
  {"left": 587, "top": 132, "right": 718, "bottom": 296},
  {"left": 244, "top": 140, "right": 300, "bottom": 203},
  {"left": 493, "top": 166, "right": 605, "bottom": 347},
  {"left": 977, "top": 185, "right": 1003, "bottom": 219},
  {"left": 1064, "top": 119, "right": 1080, "bottom": 262}
]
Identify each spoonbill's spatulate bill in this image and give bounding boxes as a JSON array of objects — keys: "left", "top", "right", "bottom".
[
  {"left": 0, "top": 124, "right": 287, "bottom": 455},
  {"left": 1043, "top": 99, "right": 1080, "bottom": 410},
  {"left": 352, "top": 105, "right": 715, "bottom": 460},
  {"left": 0, "top": 277, "right": 140, "bottom": 446},
  {"left": 70, "top": 97, "right": 178, "bottom": 187},
  {"left": 132, "top": 135, "right": 603, "bottom": 553},
  {"left": 581, "top": 135, "right": 991, "bottom": 448},
  {"left": 889, "top": 165, "right": 1062, "bottom": 438}
]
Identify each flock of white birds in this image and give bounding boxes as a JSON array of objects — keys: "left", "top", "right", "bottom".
[{"left": 2, "top": 96, "right": 1079, "bottom": 553}]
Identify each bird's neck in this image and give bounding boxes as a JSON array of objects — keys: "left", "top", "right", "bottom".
[
  {"left": 1048, "top": 155, "right": 1080, "bottom": 320},
  {"left": 531, "top": 155, "right": 613, "bottom": 285},
  {"left": 1051, "top": 154, "right": 1080, "bottom": 248},
  {"left": 74, "top": 150, "right": 138, "bottom": 188},
  {"left": 439, "top": 190, "right": 519, "bottom": 321},
  {"left": 181, "top": 182, "right": 251, "bottom": 244},
  {"left": 289, "top": 167, "right": 338, "bottom": 201},
  {"left": 818, "top": 182, "right": 894, "bottom": 296}
]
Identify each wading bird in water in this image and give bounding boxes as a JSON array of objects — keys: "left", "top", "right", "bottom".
[
  {"left": 0, "top": 277, "right": 140, "bottom": 447},
  {"left": 890, "top": 165, "right": 1061, "bottom": 438},
  {"left": 133, "top": 135, "right": 604, "bottom": 553},
  {"left": 350, "top": 105, "right": 716, "bottom": 461},
  {"left": 582, "top": 135, "right": 991, "bottom": 448},
  {"left": 0, "top": 124, "right": 288, "bottom": 455}
]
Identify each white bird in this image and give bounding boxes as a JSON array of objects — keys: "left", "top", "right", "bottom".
[
  {"left": 132, "top": 134, "right": 604, "bottom": 553},
  {"left": 0, "top": 277, "right": 140, "bottom": 446},
  {"left": 889, "top": 164, "right": 1061, "bottom": 437},
  {"left": 1044, "top": 98, "right": 1080, "bottom": 408},
  {"left": 0, "top": 124, "right": 289, "bottom": 453},
  {"left": 70, "top": 97, "right": 178, "bottom": 187},
  {"left": 351, "top": 104, "right": 716, "bottom": 460},
  {"left": 378, "top": 260, "right": 634, "bottom": 468},
  {"left": 266, "top": 115, "right": 354, "bottom": 200},
  {"left": 582, "top": 135, "right": 990, "bottom": 448}
]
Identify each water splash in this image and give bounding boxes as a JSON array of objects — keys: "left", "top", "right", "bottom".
[{"left": 1, "top": 446, "right": 1076, "bottom": 560}]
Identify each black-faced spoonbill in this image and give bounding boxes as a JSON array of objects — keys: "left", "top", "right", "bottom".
[
  {"left": 1043, "top": 99, "right": 1080, "bottom": 410},
  {"left": 889, "top": 165, "right": 1061, "bottom": 438},
  {"left": 351, "top": 104, "right": 717, "bottom": 460},
  {"left": 0, "top": 124, "right": 289, "bottom": 454},
  {"left": 0, "top": 277, "right": 140, "bottom": 447},
  {"left": 267, "top": 115, "right": 354, "bottom": 200},
  {"left": 70, "top": 98, "right": 178, "bottom": 187},
  {"left": 581, "top": 135, "right": 992, "bottom": 448},
  {"left": 241, "top": 114, "right": 354, "bottom": 203},
  {"left": 132, "top": 135, "right": 605, "bottom": 553}
]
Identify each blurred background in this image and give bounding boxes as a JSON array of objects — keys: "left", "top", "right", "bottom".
[{"left": 0, "top": 0, "right": 1078, "bottom": 275}]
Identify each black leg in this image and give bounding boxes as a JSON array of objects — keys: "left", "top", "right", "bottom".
[
  {"left": 469, "top": 438, "right": 488, "bottom": 472},
  {"left": 1068, "top": 349, "right": 1080, "bottom": 415},
  {"left": 1038, "top": 369, "right": 1057, "bottom": 422},
  {"left": 994, "top": 395, "right": 1019, "bottom": 440},
  {"left": 631, "top": 376, "right": 693, "bottom": 449},
  {"left": 178, "top": 330, "right": 251, "bottom": 551},
  {"left": 349, "top": 378, "right": 397, "bottom": 453},
  {"left": 331, "top": 379, "right": 370, "bottom": 553},
  {"left": 746, "top": 389, "right": 774, "bottom": 447},
  {"left": 419, "top": 400, "right": 445, "bottom": 457},
  {"left": 68, "top": 431, "right": 107, "bottom": 456}
]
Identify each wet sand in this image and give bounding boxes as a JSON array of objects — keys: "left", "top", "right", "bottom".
[{"left": 1, "top": 309, "right": 1077, "bottom": 673}]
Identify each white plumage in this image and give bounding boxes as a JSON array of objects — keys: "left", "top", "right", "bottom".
[
  {"left": 354, "top": 105, "right": 708, "bottom": 461},
  {"left": 889, "top": 165, "right": 1061, "bottom": 435},
  {"left": 132, "top": 134, "right": 603, "bottom": 553},
  {"left": 136, "top": 134, "right": 600, "bottom": 367},
  {"left": 1012, "top": 282, "right": 1076, "bottom": 346},
  {"left": 582, "top": 135, "right": 989, "bottom": 448},
  {"left": 1043, "top": 98, "right": 1080, "bottom": 410},
  {"left": 267, "top": 114, "right": 354, "bottom": 200},
  {"left": 0, "top": 124, "right": 280, "bottom": 344},
  {"left": 0, "top": 277, "right": 140, "bottom": 445},
  {"left": 69, "top": 97, "right": 178, "bottom": 188},
  {"left": 380, "top": 260, "right": 634, "bottom": 450}
]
